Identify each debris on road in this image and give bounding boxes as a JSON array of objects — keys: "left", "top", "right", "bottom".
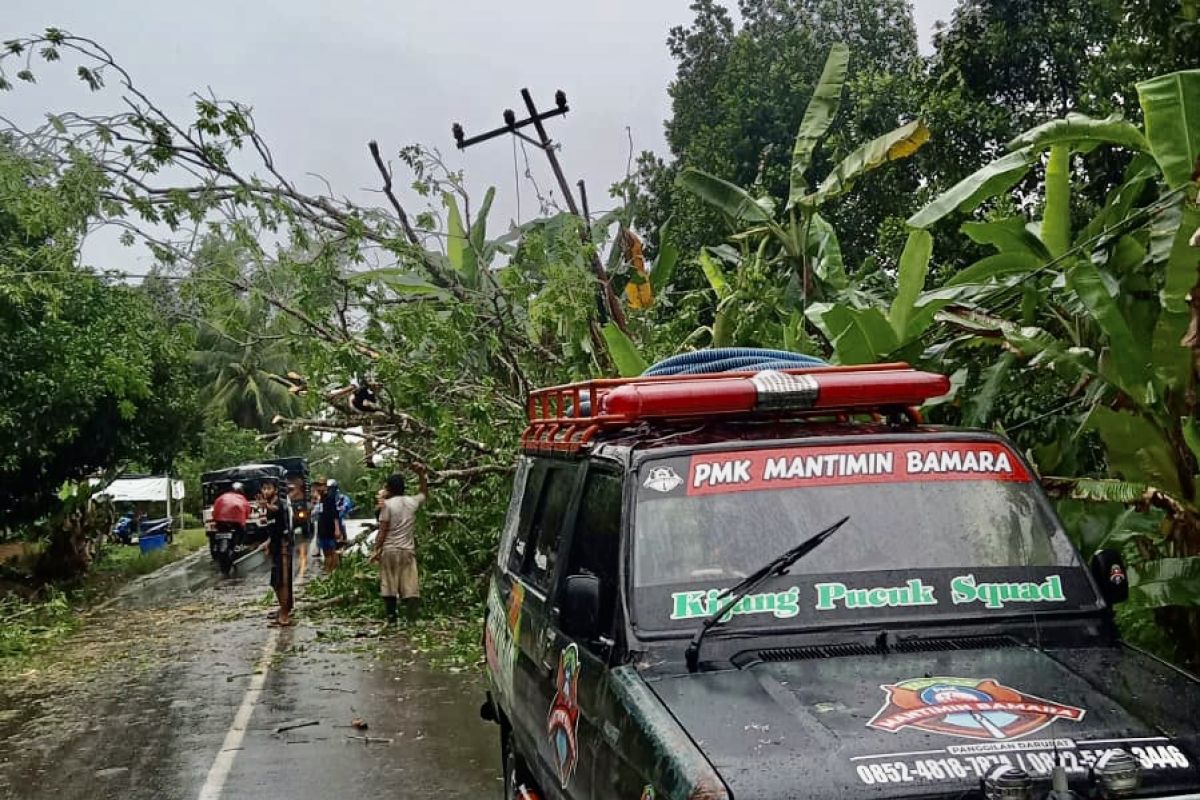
[
  {"left": 273, "top": 719, "right": 319, "bottom": 734},
  {"left": 345, "top": 734, "right": 393, "bottom": 744},
  {"left": 350, "top": 717, "right": 368, "bottom": 730}
]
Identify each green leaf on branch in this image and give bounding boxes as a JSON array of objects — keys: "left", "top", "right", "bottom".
[
  {"left": 788, "top": 42, "right": 849, "bottom": 207},
  {"left": 601, "top": 322, "right": 648, "bottom": 377},
  {"left": 908, "top": 149, "right": 1034, "bottom": 229}
]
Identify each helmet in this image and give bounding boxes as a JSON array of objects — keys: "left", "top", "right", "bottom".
[
  {"left": 327, "top": 478, "right": 338, "bottom": 489},
  {"left": 232, "top": 482, "right": 245, "bottom": 493}
]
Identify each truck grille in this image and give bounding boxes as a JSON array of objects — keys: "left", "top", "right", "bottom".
[{"left": 754, "top": 635, "right": 1021, "bottom": 662}]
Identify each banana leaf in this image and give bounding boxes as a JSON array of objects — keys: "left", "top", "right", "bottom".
[
  {"left": 698, "top": 248, "right": 732, "bottom": 300},
  {"left": 676, "top": 168, "right": 774, "bottom": 224},
  {"left": 946, "top": 252, "right": 1044, "bottom": 287},
  {"left": 807, "top": 303, "right": 898, "bottom": 365},
  {"left": 800, "top": 119, "right": 930, "bottom": 209},
  {"left": 1042, "top": 144, "right": 1072, "bottom": 258},
  {"left": 908, "top": 148, "right": 1034, "bottom": 229},
  {"left": 1086, "top": 405, "right": 1182, "bottom": 497},
  {"left": 889, "top": 229, "right": 932, "bottom": 339},
  {"left": 805, "top": 212, "right": 848, "bottom": 290},
  {"left": 788, "top": 42, "right": 849, "bottom": 208},
  {"left": 962, "top": 218, "right": 1051, "bottom": 259},
  {"left": 442, "top": 192, "right": 477, "bottom": 289},
  {"left": 601, "top": 322, "right": 648, "bottom": 377},
  {"left": 1005, "top": 112, "right": 1149, "bottom": 155},
  {"left": 650, "top": 219, "right": 679, "bottom": 293},
  {"left": 1056, "top": 498, "right": 1161, "bottom": 559},
  {"left": 1137, "top": 69, "right": 1200, "bottom": 190},
  {"left": 964, "top": 352, "right": 1014, "bottom": 427},
  {"left": 351, "top": 267, "right": 446, "bottom": 296},
  {"left": 1068, "top": 260, "right": 1155, "bottom": 405},
  {"left": 1130, "top": 557, "right": 1200, "bottom": 607},
  {"left": 470, "top": 187, "right": 495, "bottom": 260}
]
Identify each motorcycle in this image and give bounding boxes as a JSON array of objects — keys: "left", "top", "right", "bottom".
[{"left": 210, "top": 521, "right": 243, "bottom": 576}]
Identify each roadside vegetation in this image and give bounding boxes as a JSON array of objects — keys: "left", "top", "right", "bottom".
[
  {"left": 0, "top": 529, "right": 206, "bottom": 671},
  {"left": 3, "top": 1, "right": 1200, "bottom": 669}
]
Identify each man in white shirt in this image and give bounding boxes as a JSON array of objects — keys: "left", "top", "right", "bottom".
[{"left": 371, "top": 464, "right": 428, "bottom": 625}]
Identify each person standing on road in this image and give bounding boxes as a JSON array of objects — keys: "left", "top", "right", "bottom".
[
  {"left": 289, "top": 480, "right": 314, "bottom": 581},
  {"left": 314, "top": 478, "right": 344, "bottom": 571},
  {"left": 371, "top": 464, "right": 428, "bottom": 625},
  {"left": 259, "top": 479, "right": 293, "bottom": 626}
]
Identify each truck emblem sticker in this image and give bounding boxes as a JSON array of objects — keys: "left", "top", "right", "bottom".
[
  {"left": 547, "top": 643, "right": 582, "bottom": 788},
  {"left": 644, "top": 466, "right": 683, "bottom": 493},
  {"left": 484, "top": 582, "right": 524, "bottom": 704},
  {"left": 867, "top": 677, "right": 1085, "bottom": 741}
]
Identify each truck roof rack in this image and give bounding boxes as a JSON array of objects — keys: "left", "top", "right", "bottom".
[{"left": 520, "top": 363, "right": 949, "bottom": 455}]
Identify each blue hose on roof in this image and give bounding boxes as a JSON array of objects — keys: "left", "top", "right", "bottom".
[{"left": 643, "top": 348, "right": 826, "bottom": 376}]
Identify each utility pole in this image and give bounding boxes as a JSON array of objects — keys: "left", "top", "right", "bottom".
[{"left": 453, "top": 89, "right": 629, "bottom": 334}]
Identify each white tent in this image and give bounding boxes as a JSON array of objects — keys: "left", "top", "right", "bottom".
[
  {"left": 94, "top": 476, "right": 185, "bottom": 503},
  {"left": 92, "top": 476, "right": 185, "bottom": 526}
]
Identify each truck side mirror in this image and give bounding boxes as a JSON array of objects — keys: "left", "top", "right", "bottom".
[
  {"left": 560, "top": 573, "right": 601, "bottom": 641},
  {"left": 1090, "top": 549, "right": 1129, "bottom": 606}
]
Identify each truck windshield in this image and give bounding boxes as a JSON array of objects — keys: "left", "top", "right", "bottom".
[{"left": 632, "top": 440, "right": 1096, "bottom": 632}]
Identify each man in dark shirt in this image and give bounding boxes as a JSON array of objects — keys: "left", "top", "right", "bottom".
[
  {"left": 315, "top": 478, "right": 344, "bottom": 571},
  {"left": 260, "top": 479, "right": 293, "bottom": 626}
]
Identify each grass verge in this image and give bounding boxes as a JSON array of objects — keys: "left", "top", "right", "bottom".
[{"left": 0, "top": 528, "right": 208, "bottom": 672}]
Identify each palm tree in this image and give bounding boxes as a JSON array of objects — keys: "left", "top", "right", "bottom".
[{"left": 191, "top": 295, "right": 298, "bottom": 432}]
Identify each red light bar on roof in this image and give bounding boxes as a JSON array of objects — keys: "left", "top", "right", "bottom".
[
  {"left": 601, "top": 368, "right": 948, "bottom": 419},
  {"left": 520, "top": 364, "right": 949, "bottom": 454}
]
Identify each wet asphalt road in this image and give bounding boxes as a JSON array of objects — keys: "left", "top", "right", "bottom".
[{"left": 0, "top": 550, "right": 500, "bottom": 800}]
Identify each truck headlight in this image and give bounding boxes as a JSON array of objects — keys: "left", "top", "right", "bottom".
[
  {"left": 982, "top": 765, "right": 1033, "bottom": 800},
  {"left": 1095, "top": 749, "right": 1141, "bottom": 796}
]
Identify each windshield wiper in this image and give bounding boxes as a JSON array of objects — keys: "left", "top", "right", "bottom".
[{"left": 684, "top": 515, "right": 850, "bottom": 672}]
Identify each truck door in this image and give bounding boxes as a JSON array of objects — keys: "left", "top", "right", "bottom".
[
  {"left": 509, "top": 461, "right": 581, "bottom": 799},
  {"left": 541, "top": 465, "right": 624, "bottom": 800}
]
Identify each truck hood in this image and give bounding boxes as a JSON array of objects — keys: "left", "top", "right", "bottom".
[{"left": 647, "top": 643, "right": 1200, "bottom": 799}]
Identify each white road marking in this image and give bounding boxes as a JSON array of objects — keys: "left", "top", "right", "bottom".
[{"left": 197, "top": 628, "right": 280, "bottom": 800}]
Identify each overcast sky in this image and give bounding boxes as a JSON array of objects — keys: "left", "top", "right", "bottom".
[{"left": 5, "top": 0, "right": 957, "bottom": 272}]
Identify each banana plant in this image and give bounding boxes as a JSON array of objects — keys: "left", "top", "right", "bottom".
[
  {"left": 803, "top": 229, "right": 964, "bottom": 364},
  {"left": 675, "top": 43, "right": 930, "bottom": 317},
  {"left": 916, "top": 70, "right": 1200, "bottom": 632}
]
